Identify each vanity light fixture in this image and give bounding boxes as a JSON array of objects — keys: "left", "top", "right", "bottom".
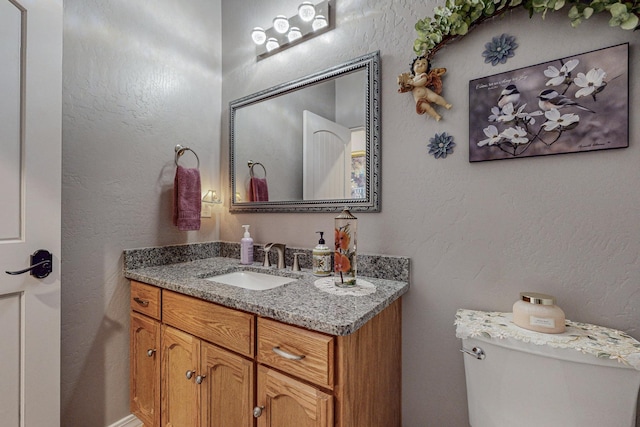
[
  {"left": 201, "top": 189, "right": 221, "bottom": 218},
  {"left": 202, "top": 190, "right": 221, "bottom": 204},
  {"left": 266, "top": 37, "right": 280, "bottom": 52},
  {"left": 251, "top": 27, "right": 267, "bottom": 45},
  {"left": 298, "top": 2, "right": 316, "bottom": 21},
  {"left": 287, "top": 27, "right": 302, "bottom": 42},
  {"left": 251, "top": 0, "right": 332, "bottom": 59},
  {"left": 312, "top": 14, "right": 328, "bottom": 31},
  {"left": 273, "top": 15, "right": 290, "bottom": 33}
]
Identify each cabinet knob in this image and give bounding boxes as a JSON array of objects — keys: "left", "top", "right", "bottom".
[
  {"left": 195, "top": 374, "right": 206, "bottom": 384},
  {"left": 146, "top": 349, "right": 156, "bottom": 357},
  {"left": 185, "top": 370, "right": 195, "bottom": 380},
  {"left": 253, "top": 406, "right": 264, "bottom": 418}
]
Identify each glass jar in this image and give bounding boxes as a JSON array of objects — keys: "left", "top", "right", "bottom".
[
  {"left": 334, "top": 207, "right": 357, "bottom": 287},
  {"left": 512, "top": 292, "right": 566, "bottom": 334}
]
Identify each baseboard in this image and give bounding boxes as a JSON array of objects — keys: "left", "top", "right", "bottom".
[{"left": 107, "top": 414, "right": 143, "bottom": 427}]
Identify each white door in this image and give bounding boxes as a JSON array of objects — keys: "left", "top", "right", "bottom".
[
  {"left": 0, "top": 0, "right": 62, "bottom": 425},
  {"left": 302, "top": 110, "right": 352, "bottom": 200}
]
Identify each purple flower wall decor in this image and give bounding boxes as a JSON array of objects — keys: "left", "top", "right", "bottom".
[
  {"left": 482, "top": 33, "right": 518, "bottom": 66},
  {"left": 428, "top": 132, "right": 455, "bottom": 159}
]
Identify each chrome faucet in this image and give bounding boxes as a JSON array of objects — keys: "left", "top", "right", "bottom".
[{"left": 264, "top": 243, "right": 286, "bottom": 269}]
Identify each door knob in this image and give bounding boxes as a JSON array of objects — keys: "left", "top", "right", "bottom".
[{"left": 5, "top": 249, "right": 53, "bottom": 279}]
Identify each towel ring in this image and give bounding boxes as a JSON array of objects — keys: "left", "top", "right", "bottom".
[
  {"left": 248, "top": 160, "right": 266, "bottom": 178},
  {"left": 175, "top": 144, "right": 200, "bottom": 169}
]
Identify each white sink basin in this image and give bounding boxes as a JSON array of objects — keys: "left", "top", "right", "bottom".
[{"left": 205, "top": 271, "right": 296, "bottom": 291}]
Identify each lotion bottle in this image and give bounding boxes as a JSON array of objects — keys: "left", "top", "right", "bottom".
[
  {"left": 240, "top": 225, "right": 254, "bottom": 265},
  {"left": 312, "top": 231, "right": 332, "bottom": 276}
]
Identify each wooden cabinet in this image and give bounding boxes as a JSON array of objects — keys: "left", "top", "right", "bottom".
[
  {"left": 130, "top": 282, "right": 161, "bottom": 427},
  {"left": 256, "top": 365, "right": 333, "bottom": 427},
  {"left": 130, "top": 280, "right": 402, "bottom": 427},
  {"left": 161, "top": 295, "right": 255, "bottom": 427}
]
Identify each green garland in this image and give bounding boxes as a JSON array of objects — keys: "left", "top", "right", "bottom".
[{"left": 414, "top": 0, "right": 639, "bottom": 59}]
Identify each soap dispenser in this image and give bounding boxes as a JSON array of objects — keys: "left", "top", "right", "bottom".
[
  {"left": 240, "top": 225, "right": 254, "bottom": 265},
  {"left": 312, "top": 231, "right": 332, "bottom": 276}
]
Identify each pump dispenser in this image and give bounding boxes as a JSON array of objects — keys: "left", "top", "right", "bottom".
[
  {"left": 240, "top": 225, "right": 254, "bottom": 265},
  {"left": 312, "top": 231, "right": 332, "bottom": 276}
]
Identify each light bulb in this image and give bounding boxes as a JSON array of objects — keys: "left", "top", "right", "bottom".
[
  {"left": 312, "top": 15, "right": 328, "bottom": 31},
  {"left": 273, "top": 15, "right": 289, "bottom": 34},
  {"left": 298, "top": 2, "right": 316, "bottom": 22},
  {"left": 251, "top": 27, "right": 266, "bottom": 45},
  {"left": 287, "top": 27, "right": 302, "bottom": 42},
  {"left": 266, "top": 37, "right": 280, "bottom": 52}
]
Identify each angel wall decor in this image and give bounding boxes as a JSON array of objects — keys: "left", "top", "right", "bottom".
[{"left": 398, "top": 56, "right": 452, "bottom": 121}]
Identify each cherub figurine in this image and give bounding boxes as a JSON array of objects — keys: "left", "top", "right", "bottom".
[{"left": 398, "top": 56, "right": 452, "bottom": 122}]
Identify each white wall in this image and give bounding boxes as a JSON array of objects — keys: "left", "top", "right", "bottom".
[
  {"left": 62, "top": 1, "right": 222, "bottom": 425},
  {"left": 220, "top": 1, "right": 639, "bottom": 426}
]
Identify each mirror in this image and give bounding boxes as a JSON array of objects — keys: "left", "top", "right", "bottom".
[{"left": 229, "top": 51, "right": 380, "bottom": 213}]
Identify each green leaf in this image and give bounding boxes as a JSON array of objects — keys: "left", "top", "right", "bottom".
[
  {"left": 620, "top": 13, "right": 639, "bottom": 28},
  {"left": 584, "top": 7, "right": 594, "bottom": 18},
  {"left": 568, "top": 5, "right": 580, "bottom": 17}
]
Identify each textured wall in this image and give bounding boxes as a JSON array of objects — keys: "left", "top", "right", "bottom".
[
  {"left": 220, "top": 1, "right": 639, "bottom": 426},
  {"left": 61, "top": 1, "right": 221, "bottom": 425}
]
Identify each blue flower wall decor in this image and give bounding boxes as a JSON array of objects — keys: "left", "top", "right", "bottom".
[
  {"left": 428, "top": 132, "right": 456, "bottom": 159},
  {"left": 482, "top": 33, "right": 518, "bottom": 66}
]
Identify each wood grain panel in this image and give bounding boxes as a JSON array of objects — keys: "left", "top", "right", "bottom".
[
  {"left": 201, "top": 342, "right": 254, "bottom": 427},
  {"left": 129, "top": 312, "right": 161, "bottom": 426},
  {"left": 131, "top": 281, "right": 161, "bottom": 320},
  {"left": 162, "top": 290, "right": 255, "bottom": 357},
  {"left": 335, "top": 299, "right": 402, "bottom": 427},
  {"left": 162, "top": 325, "right": 200, "bottom": 427},
  {"left": 257, "top": 365, "right": 333, "bottom": 427},
  {"left": 257, "top": 317, "right": 334, "bottom": 389}
]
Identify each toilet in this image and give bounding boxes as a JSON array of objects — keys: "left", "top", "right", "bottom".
[{"left": 456, "top": 309, "right": 640, "bottom": 427}]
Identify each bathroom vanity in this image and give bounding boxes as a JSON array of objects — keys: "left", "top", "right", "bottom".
[{"left": 124, "top": 244, "right": 409, "bottom": 427}]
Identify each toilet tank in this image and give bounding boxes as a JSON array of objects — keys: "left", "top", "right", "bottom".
[{"left": 457, "top": 310, "right": 640, "bottom": 427}]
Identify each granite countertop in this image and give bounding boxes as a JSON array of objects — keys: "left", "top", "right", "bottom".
[{"left": 124, "top": 243, "right": 410, "bottom": 336}]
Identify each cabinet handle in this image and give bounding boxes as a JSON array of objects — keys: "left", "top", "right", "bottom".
[
  {"left": 146, "top": 349, "right": 156, "bottom": 357},
  {"left": 253, "top": 406, "right": 264, "bottom": 418},
  {"left": 133, "top": 297, "right": 149, "bottom": 307},
  {"left": 272, "top": 346, "right": 305, "bottom": 361},
  {"left": 185, "top": 370, "right": 195, "bottom": 380},
  {"left": 195, "top": 374, "right": 206, "bottom": 384}
]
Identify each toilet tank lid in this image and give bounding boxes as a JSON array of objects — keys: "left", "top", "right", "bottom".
[{"left": 455, "top": 309, "right": 640, "bottom": 371}]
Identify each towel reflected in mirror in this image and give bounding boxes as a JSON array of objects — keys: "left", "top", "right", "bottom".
[{"left": 249, "top": 177, "right": 269, "bottom": 202}]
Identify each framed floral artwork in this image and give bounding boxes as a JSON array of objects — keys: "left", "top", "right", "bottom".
[{"left": 468, "top": 43, "right": 628, "bottom": 162}]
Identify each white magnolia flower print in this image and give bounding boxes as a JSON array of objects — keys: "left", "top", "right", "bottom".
[
  {"left": 542, "top": 109, "right": 580, "bottom": 131},
  {"left": 574, "top": 68, "right": 607, "bottom": 98},
  {"left": 501, "top": 126, "right": 529, "bottom": 145},
  {"left": 488, "top": 106, "right": 502, "bottom": 122},
  {"left": 516, "top": 105, "right": 544, "bottom": 125},
  {"left": 544, "top": 59, "right": 579, "bottom": 86},
  {"left": 496, "top": 102, "right": 517, "bottom": 122},
  {"left": 478, "top": 125, "right": 502, "bottom": 146}
]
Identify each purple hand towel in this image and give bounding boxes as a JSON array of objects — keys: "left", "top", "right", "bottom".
[
  {"left": 249, "top": 177, "right": 269, "bottom": 202},
  {"left": 173, "top": 165, "right": 201, "bottom": 231}
]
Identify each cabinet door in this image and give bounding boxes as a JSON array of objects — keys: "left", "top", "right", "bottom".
[
  {"left": 200, "top": 342, "right": 254, "bottom": 427},
  {"left": 130, "top": 312, "right": 161, "bottom": 427},
  {"left": 162, "top": 325, "right": 201, "bottom": 427},
  {"left": 256, "top": 365, "right": 333, "bottom": 427}
]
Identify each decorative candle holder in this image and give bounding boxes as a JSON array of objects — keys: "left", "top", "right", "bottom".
[{"left": 334, "top": 207, "right": 357, "bottom": 287}]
